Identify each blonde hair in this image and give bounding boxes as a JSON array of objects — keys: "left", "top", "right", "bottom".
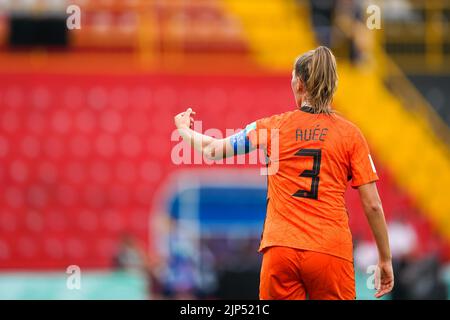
[{"left": 294, "top": 46, "right": 338, "bottom": 114}]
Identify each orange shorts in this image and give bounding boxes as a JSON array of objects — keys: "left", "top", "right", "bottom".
[{"left": 259, "top": 246, "right": 355, "bottom": 300}]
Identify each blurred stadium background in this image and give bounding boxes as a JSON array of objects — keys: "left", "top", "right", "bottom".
[{"left": 0, "top": 0, "right": 449, "bottom": 300}]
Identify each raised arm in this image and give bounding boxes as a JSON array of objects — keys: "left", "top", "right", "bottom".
[
  {"left": 174, "top": 108, "right": 253, "bottom": 160},
  {"left": 358, "top": 182, "right": 394, "bottom": 298}
]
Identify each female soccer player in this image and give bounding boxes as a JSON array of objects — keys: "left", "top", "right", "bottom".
[{"left": 173, "top": 46, "right": 394, "bottom": 300}]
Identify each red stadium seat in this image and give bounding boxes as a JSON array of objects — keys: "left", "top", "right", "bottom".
[{"left": 0, "top": 73, "right": 447, "bottom": 270}]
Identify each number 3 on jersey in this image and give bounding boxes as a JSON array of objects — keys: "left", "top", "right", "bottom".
[{"left": 292, "top": 149, "right": 322, "bottom": 200}]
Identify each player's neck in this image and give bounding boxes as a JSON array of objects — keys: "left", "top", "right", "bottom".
[{"left": 300, "top": 100, "right": 315, "bottom": 114}]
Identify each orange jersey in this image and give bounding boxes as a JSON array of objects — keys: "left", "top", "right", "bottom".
[{"left": 247, "top": 107, "right": 379, "bottom": 262}]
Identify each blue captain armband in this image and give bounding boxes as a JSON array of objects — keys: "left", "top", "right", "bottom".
[{"left": 229, "top": 122, "right": 257, "bottom": 155}]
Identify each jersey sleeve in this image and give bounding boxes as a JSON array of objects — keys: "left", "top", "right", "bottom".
[
  {"left": 349, "top": 128, "right": 379, "bottom": 188},
  {"left": 248, "top": 113, "right": 285, "bottom": 151}
]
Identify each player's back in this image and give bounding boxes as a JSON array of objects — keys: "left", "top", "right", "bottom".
[{"left": 256, "top": 107, "right": 378, "bottom": 262}]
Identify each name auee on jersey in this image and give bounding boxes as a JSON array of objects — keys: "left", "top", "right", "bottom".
[{"left": 295, "top": 124, "right": 328, "bottom": 142}]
